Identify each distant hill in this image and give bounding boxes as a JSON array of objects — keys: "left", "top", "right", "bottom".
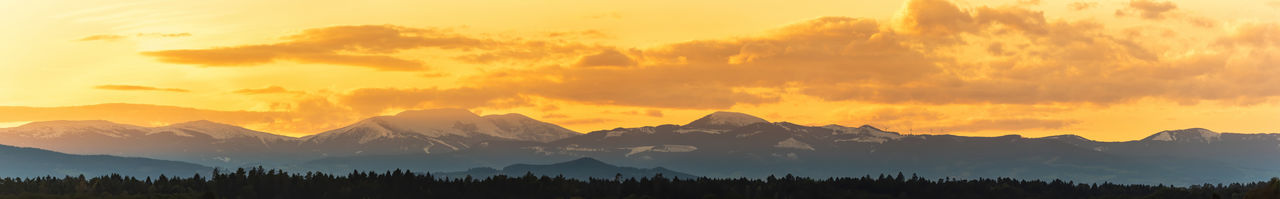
[
  {"left": 0, "top": 144, "right": 210, "bottom": 178},
  {"left": 435, "top": 157, "right": 695, "bottom": 180}
]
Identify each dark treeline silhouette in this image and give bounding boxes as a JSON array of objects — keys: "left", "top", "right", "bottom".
[{"left": 1, "top": 167, "right": 1278, "bottom": 199}]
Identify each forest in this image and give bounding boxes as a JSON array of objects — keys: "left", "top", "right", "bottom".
[{"left": 1, "top": 167, "right": 1278, "bottom": 199}]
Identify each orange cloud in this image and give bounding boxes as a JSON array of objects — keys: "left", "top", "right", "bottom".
[
  {"left": 85, "top": 0, "right": 1278, "bottom": 136},
  {"left": 933, "top": 118, "right": 1079, "bottom": 133},
  {"left": 233, "top": 86, "right": 300, "bottom": 95},
  {"left": 136, "top": 33, "right": 191, "bottom": 38},
  {"left": 1068, "top": 2, "right": 1097, "bottom": 11},
  {"left": 144, "top": 25, "right": 605, "bottom": 71},
  {"left": 1124, "top": 0, "right": 1177, "bottom": 20},
  {"left": 283, "top": 0, "right": 1275, "bottom": 113},
  {"left": 78, "top": 34, "right": 126, "bottom": 41},
  {"left": 79, "top": 33, "right": 190, "bottom": 41},
  {"left": 94, "top": 85, "right": 189, "bottom": 92},
  {"left": 553, "top": 118, "right": 618, "bottom": 125},
  {"left": 142, "top": 25, "right": 466, "bottom": 71},
  {"left": 337, "top": 87, "right": 528, "bottom": 115},
  {"left": 574, "top": 49, "right": 637, "bottom": 67}
]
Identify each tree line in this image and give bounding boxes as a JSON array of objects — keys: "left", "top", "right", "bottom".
[{"left": 0, "top": 167, "right": 1277, "bottom": 199}]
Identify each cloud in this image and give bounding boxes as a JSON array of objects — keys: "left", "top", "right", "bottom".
[
  {"left": 144, "top": 25, "right": 605, "bottom": 71},
  {"left": 142, "top": 25, "right": 449, "bottom": 71},
  {"left": 553, "top": 118, "right": 618, "bottom": 125},
  {"left": 547, "top": 30, "right": 610, "bottom": 39},
  {"left": 137, "top": 33, "right": 191, "bottom": 38},
  {"left": 337, "top": 87, "right": 527, "bottom": 115},
  {"left": 935, "top": 118, "right": 1079, "bottom": 132},
  {"left": 894, "top": 0, "right": 977, "bottom": 37},
  {"left": 574, "top": 49, "right": 637, "bottom": 67},
  {"left": 644, "top": 109, "right": 663, "bottom": 117},
  {"left": 79, "top": 34, "right": 127, "bottom": 41},
  {"left": 233, "top": 86, "right": 299, "bottom": 95},
  {"left": 1218, "top": 23, "right": 1280, "bottom": 47},
  {"left": 94, "top": 85, "right": 189, "bottom": 92},
  {"left": 1121, "top": 0, "right": 1177, "bottom": 20},
  {"left": 294, "top": 0, "right": 1276, "bottom": 114},
  {"left": 79, "top": 33, "right": 191, "bottom": 42},
  {"left": 1068, "top": 2, "right": 1097, "bottom": 11},
  {"left": 112, "top": 0, "right": 1280, "bottom": 126},
  {"left": 542, "top": 113, "right": 569, "bottom": 119}
]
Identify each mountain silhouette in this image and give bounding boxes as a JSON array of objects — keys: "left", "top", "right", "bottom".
[{"left": 0, "top": 143, "right": 209, "bottom": 177}]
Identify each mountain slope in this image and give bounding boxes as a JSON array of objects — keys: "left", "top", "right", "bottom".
[
  {"left": 0, "top": 144, "right": 210, "bottom": 177},
  {"left": 436, "top": 157, "right": 696, "bottom": 180}
]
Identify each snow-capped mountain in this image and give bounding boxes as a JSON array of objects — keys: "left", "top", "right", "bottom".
[
  {"left": 153, "top": 120, "right": 295, "bottom": 142},
  {"left": 484, "top": 113, "right": 580, "bottom": 142},
  {"left": 1, "top": 120, "right": 149, "bottom": 140},
  {"left": 300, "top": 108, "right": 578, "bottom": 157},
  {"left": 0, "top": 120, "right": 301, "bottom": 167},
  {"left": 1140, "top": 128, "right": 1222, "bottom": 143},
  {"left": 682, "top": 111, "right": 769, "bottom": 130}
]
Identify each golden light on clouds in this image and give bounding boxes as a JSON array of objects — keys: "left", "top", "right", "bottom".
[{"left": 1, "top": 0, "right": 1278, "bottom": 141}]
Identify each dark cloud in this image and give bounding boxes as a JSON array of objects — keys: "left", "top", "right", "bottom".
[{"left": 94, "top": 85, "right": 189, "bottom": 92}]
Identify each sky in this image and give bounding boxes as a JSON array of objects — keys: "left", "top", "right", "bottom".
[{"left": 1, "top": 0, "right": 1278, "bottom": 141}]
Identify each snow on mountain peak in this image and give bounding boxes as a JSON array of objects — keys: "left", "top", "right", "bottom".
[
  {"left": 309, "top": 108, "right": 504, "bottom": 142},
  {"left": 3, "top": 120, "right": 146, "bottom": 138},
  {"left": 684, "top": 111, "right": 768, "bottom": 129},
  {"left": 483, "top": 113, "right": 580, "bottom": 142},
  {"left": 155, "top": 120, "right": 295, "bottom": 141},
  {"left": 821, "top": 124, "right": 903, "bottom": 140},
  {"left": 307, "top": 109, "right": 582, "bottom": 144},
  {"left": 1143, "top": 128, "right": 1221, "bottom": 143}
]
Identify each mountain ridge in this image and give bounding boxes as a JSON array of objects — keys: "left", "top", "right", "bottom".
[{"left": 6, "top": 111, "right": 1273, "bottom": 142}]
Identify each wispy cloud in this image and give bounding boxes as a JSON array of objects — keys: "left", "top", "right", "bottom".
[
  {"left": 233, "top": 86, "right": 300, "bottom": 95},
  {"left": 142, "top": 25, "right": 604, "bottom": 71},
  {"left": 78, "top": 34, "right": 127, "bottom": 41},
  {"left": 78, "top": 32, "right": 191, "bottom": 42},
  {"left": 94, "top": 85, "right": 189, "bottom": 92}
]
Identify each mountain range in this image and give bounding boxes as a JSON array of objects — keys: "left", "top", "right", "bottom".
[{"left": 1, "top": 109, "right": 1277, "bottom": 185}]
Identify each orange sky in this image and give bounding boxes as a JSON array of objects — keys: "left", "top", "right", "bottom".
[{"left": 2, "top": 0, "right": 1279, "bottom": 141}]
